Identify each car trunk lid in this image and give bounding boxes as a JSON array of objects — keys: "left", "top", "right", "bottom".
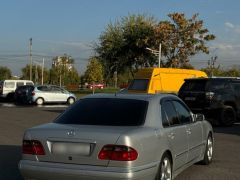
[{"left": 24, "top": 123, "right": 133, "bottom": 166}]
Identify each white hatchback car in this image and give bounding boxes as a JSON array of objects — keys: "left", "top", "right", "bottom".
[{"left": 31, "top": 85, "right": 76, "bottom": 105}]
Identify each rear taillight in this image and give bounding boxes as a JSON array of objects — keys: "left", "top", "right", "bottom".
[
  {"left": 22, "top": 140, "right": 45, "bottom": 155},
  {"left": 98, "top": 145, "right": 138, "bottom": 161},
  {"left": 31, "top": 91, "right": 35, "bottom": 96},
  {"left": 205, "top": 92, "right": 215, "bottom": 100}
]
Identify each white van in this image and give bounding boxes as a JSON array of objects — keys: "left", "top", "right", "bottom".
[{"left": 0, "top": 80, "right": 34, "bottom": 99}]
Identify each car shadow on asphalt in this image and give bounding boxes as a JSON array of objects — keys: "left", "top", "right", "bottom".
[
  {"left": 43, "top": 109, "right": 66, "bottom": 114},
  {"left": 213, "top": 123, "right": 240, "bottom": 136},
  {"left": 0, "top": 145, "right": 23, "bottom": 180}
]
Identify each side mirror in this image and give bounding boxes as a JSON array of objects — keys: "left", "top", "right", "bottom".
[{"left": 195, "top": 114, "right": 205, "bottom": 122}]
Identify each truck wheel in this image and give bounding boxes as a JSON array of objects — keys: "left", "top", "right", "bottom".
[
  {"left": 220, "top": 106, "right": 236, "bottom": 126},
  {"left": 7, "top": 93, "right": 14, "bottom": 102}
]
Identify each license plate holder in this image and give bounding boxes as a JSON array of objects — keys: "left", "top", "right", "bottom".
[{"left": 52, "top": 142, "right": 91, "bottom": 156}]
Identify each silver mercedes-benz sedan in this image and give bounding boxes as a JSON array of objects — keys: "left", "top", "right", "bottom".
[{"left": 19, "top": 93, "right": 213, "bottom": 180}]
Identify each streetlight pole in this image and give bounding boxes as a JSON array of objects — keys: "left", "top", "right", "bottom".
[
  {"left": 158, "top": 43, "right": 161, "bottom": 68},
  {"left": 146, "top": 43, "right": 162, "bottom": 68}
]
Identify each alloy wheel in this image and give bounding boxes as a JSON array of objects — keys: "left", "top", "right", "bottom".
[
  {"left": 161, "top": 157, "right": 172, "bottom": 180},
  {"left": 207, "top": 137, "right": 213, "bottom": 161}
]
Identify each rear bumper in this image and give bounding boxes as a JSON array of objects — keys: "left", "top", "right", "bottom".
[{"left": 19, "top": 160, "right": 158, "bottom": 180}]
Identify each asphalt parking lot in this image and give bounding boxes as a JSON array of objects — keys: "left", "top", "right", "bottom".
[{"left": 0, "top": 103, "right": 240, "bottom": 180}]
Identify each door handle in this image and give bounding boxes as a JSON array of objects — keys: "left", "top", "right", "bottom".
[{"left": 168, "top": 132, "right": 175, "bottom": 139}]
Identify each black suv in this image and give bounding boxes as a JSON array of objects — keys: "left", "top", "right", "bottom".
[
  {"left": 14, "top": 85, "right": 34, "bottom": 104},
  {"left": 178, "top": 77, "right": 240, "bottom": 126}
]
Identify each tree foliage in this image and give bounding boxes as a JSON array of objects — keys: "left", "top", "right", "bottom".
[
  {"left": 96, "top": 13, "right": 216, "bottom": 81},
  {"left": 97, "top": 14, "right": 156, "bottom": 80},
  {"left": 21, "top": 64, "right": 49, "bottom": 84},
  {"left": 0, "top": 66, "right": 12, "bottom": 80},
  {"left": 154, "top": 13, "right": 215, "bottom": 67},
  {"left": 50, "top": 55, "right": 79, "bottom": 86},
  {"left": 84, "top": 57, "right": 104, "bottom": 83},
  {"left": 202, "top": 66, "right": 240, "bottom": 77}
]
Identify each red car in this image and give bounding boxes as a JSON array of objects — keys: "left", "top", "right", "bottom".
[{"left": 87, "top": 83, "right": 104, "bottom": 89}]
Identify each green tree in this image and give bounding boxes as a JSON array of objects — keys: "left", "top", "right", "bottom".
[
  {"left": 50, "top": 54, "right": 79, "bottom": 86},
  {"left": 202, "top": 66, "right": 240, "bottom": 77},
  {"left": 84, "top": 57, "right": 104, "bottom": 84},
  {"left": 21, "top": 64, "right": 49, "bottom": 84},
  {"left": 97, "top": 14, "right": 156, "bottom": 81},
  {"left": 0, "top": 66, "right": 12, "bottom": 80},
  {"left": 154, "top": 13, "right": 215, "bottom": 67}
]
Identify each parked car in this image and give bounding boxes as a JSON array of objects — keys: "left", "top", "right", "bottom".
[
  {"left": 87, "top": 83, "right": 104, "bottom": 89},
  {"left": 31, "top": 85, "right": 76, "bottom": 105},
  {"left": 19, "top": 93, "right": 213, "bottom": 180},
  {"left": 0, "top": 80, "right": 34, "bottom": 100},
  {"left": 127, "top": 68, "right": 207, "bottom": 94},
  {"left": 178, "top": 77, "right": 240, "bottom": 126},
  {"left": 14, "top": 85, "right": 34, "bottom": 104}
]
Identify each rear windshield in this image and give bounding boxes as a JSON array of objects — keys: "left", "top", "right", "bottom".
[
  {"left": 55, "top": 98, "right": 148, "bottom": 126},
  {"left": 128, "top": 79, "right": 149, "bottom": 91},
  {"left": 180, "top": 80, "right": 207, "bottom": 91}
]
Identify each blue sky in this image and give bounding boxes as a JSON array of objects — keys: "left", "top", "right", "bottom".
[{"left": 0, "top": 0, "right": 240, "bottom": 76}]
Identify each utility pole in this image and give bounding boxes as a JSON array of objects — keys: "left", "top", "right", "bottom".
[
  {"left": 42, "top": 58, "right": 44, "bottom": 85},
  {"left": 208, "top": 56, "right": 217, "bottom": 77},
  {"left": 29, "top": 38, "right": 33, "bottom": 81}
]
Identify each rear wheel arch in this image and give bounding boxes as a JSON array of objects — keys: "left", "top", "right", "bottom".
[
  {"left": 224, "top": 102, "right": 237, "bottom": 112},
  {"left": 220, "top": 105, "right": 236, "bottom": 126},
  {"left": 67, "top": 97, "right": 75, "bottom": 104}
]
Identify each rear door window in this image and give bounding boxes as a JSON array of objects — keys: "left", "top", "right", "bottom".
[
  {"left": 55, "top": 98, "right": 148, "bottom": 126},
  {"left": 4, "top": 82, "right": 15, "bottom": 88},
  {"left": 17, "top": 82, "right": 24, "bottom": 87},
  {"left": 37, "top": 86, "right": 49, "bottom": 91},
  {"left": 128, "top": 79, "right": 149, "bottom": 91},
  {"left": 207, "top": 80, "right": 227, "bottom": 91},
  {"left": 180, "top": 80, "right": 207, "bottom": 92},
  {"left": 162, "top": 101, "right": 180, "bottom": 126},
  {"left": 172, "top": 101, "right": 192, "bottom": 124},
  {"left": 26, "top": 82, "right": 33, "bottom": 85}
]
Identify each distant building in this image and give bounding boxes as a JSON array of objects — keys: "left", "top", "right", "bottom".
[{"left": 52, "top": 55, "right": 74, "bottom": 71}]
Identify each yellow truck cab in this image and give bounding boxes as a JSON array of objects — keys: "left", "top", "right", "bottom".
[{"left": 127, "top": 68, "right": 207, "bottom": 94}]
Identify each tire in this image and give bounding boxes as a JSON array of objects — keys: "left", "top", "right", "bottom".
[
  {"left": 201, "top": 134, "right": 213, "bottom": 165},
  {"left": 220, "top": 106, "right": 236, "bottom": 126},
  {"left": 67, "top": 97, "right": 75, "bottom": 105},
  {"left": 7, "top": 93, "right": 14, "bottom": 102},
  {"left": 156, "top": 153, "right": 172, "bottom": 180},
  {"left": 36, "top": 98, "right": 44, "bottom": 105}
]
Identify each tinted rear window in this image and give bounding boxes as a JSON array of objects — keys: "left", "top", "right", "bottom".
[
  {"left": 16, "top": 85, "right": 34, "bottom": 91},
  {"left": 128, "top": 79, "right": 149, "bottom": 91},
  {"left": 55, "top": 98, "right": 148, "bottom": 126},
  {"left": 180, "top": 80, "right": 207, "bottom": 91}
]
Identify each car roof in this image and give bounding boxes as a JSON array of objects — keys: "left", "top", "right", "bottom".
[
  {"left": 185, "top": 77, "right": 240, "bottom": 81},
  {"left": 82, "top": 93, "right": 177, "bottom": 102}
]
